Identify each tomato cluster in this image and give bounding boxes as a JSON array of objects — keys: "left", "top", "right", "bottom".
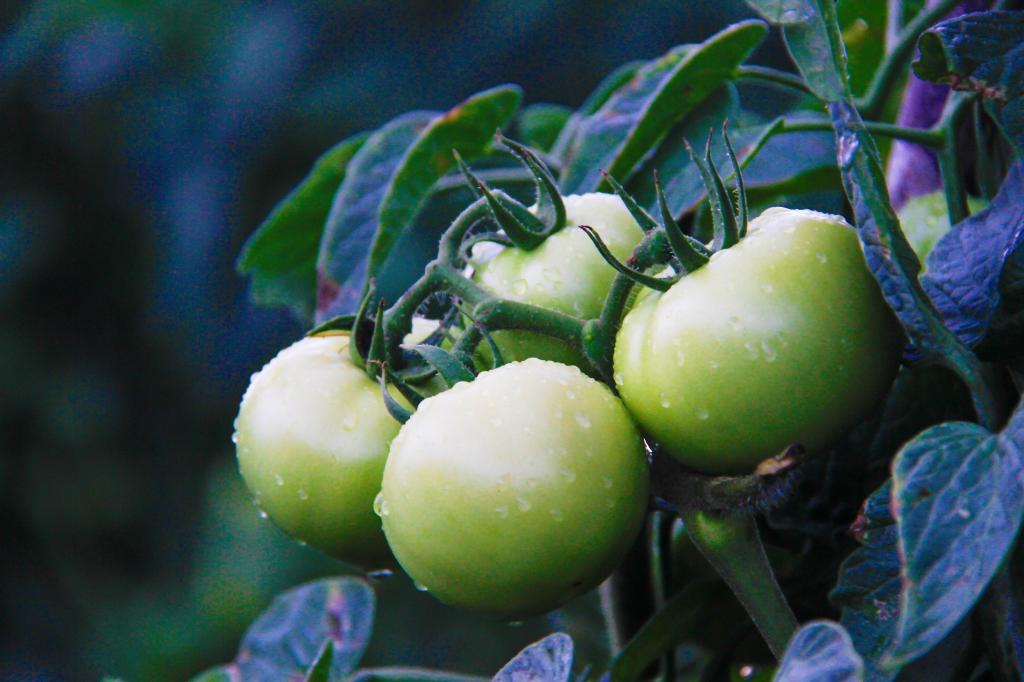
[{"left": 234, "top": 192, "right": 901, "bottom": 617}]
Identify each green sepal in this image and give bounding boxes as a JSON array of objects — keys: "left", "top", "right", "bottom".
[
  {"left": 497, "top": 133, "right": 566, "bottom": 233},
  {"left": 682, "top": 136, "right": 733, "bottom": 252},
  {"left": 654, "top": 172, "right": 710, "bottom": 274},
  {"left": 704, "top": 132, "right": 740, "bottom": 249},
  {"left": 459, "top": 158, "right": 548, "bottom": 249},
  {"left": 721, "top": 121, "right": 748, "bottom": 238},
  {"left": 475, "top": 323, "right": 505, "bottom": 369},
  {"left": 349, "top": 282, "right": 377, "bottom": 367},
  {"left": 408, "top": 344, "right": 476, "bottom": 388},
  {"left": 600, "top": 170, "right": 659, "bottom": 232},
  {"left": 577, "top": 225, "right": 675, "bottom": 292},
  {"left": 451, "top": 150, "right": 484, "bottom": 200},
  {"left": 306, "top": 314, "right": 357, "bottom": 337},
  {"left": 378, "top": 366, "right": 413, "bottom": 424},
  {"left": 365, "top": 300, "right": 388, "bottom": 375},
  {"left": 459, "top": 233, "right": 514, "bottom": 264}
]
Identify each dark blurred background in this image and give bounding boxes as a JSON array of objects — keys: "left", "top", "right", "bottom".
[{"left": 0, "top": 1, "right": 804, "bottom": 679}]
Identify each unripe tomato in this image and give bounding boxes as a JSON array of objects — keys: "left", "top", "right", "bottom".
[
  {"left": 234, "top": 333, "right": 403, "bottom": 565},
  {"left": 614, "top": 208, "right": 902, "bottom": 474},
  {"left": 472, "top": 193, "right": 644, "bottom": 367},
  {"left": 378, "top": 358, "right": 649, "bottom": 617}
]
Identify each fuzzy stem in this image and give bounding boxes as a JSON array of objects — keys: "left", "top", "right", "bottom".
[{"left": 679, "top": 510, "right": 798, "bottom": 660}]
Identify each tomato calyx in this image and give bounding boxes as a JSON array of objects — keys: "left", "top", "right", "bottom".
[
  {"left": 573, "top": 123, "right": 750, "bottom": 298},
  {"left": 650, "top": 443, "right": 808, "bottom": 515}
]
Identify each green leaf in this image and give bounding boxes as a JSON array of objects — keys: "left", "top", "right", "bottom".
[
  {"left": 884, "top": 399, "right": 1024, "bottom": 668},
  {"left": 745, "top": 0, "right": 850, "bottom": 101},
  {"left": 550, "top": 61, "right": 643, "bottom": 162},
  {"left": 830, "top": 482, "right": 900, "bottom": 682},
  {"left": 349, "top": 669, "right": 487, "bottom": 682},
  {"left": 775, "top": 621, "right": 864, "bottom": 682},
  {"left": 829, "top": 99, "right": 998, "bottom": 428},
  {"left": 317, "top": 86, "right": 522, "bottom": 320},
  {"left": 237, "top": 133, "right": 367, "bottom": 320},
  {"left": 913, "top": 10, "right": 1024, "bottom": 154},
  {"left": 193, "top": 577, "right": 375, "bottom": 682},
  {"left": 515, "top": 104, "right": 572, "bottom": 153},
  {"left": 921, "top": 163, "right": 1024, "bottom": 366},
  {"left": 559, "top": 20, "right": 768, "bottom": 194},
  {"left": 492, "top": 633, "right": 573, "bottom": 682},
  {"left": 305, "top": 640, "right": 335, "bottom": 682},
  {"left": 407, "top": 344, "right": 475, "bottom": 388}
]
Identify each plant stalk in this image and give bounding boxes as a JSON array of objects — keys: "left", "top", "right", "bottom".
[{"left": 679, "top": 510, "right": 798, "bottom": 660}]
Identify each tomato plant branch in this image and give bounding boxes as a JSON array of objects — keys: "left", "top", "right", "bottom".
[
  {"left": 937, "top": 92, "right": 974, "bottom": 225},
  {"left": 734, "top": 65, "right": 813, "bottom": 96},
  {"left": 779, "top": 117, "right": 946, "bottom": 149},
  {"left": 585, "top": 230, "right": 671, "bottom": 383},
  {"left": 679, "top": 510, "right": 798, "bottom": 660},
  {"left": 857, "top": 0, "right": 962, "bottom": 118}
]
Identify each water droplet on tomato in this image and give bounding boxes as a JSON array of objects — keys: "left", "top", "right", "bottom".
[
  {"left": 659, "top": 393, "right": 672, "bottom": 409},
  {"left": 343, "top": 412, "right": 358, "bottom": 430},
  {"left": 614, "top": 372, "right": 624, "bottom": 386},
  {"left": 413, "top": 580, "right": 429, "bottom": 592},
  {"left": 512, "top": 279, "right": 528, "bottom": 296},
  {"left": 761, "top": 340, "right": 777, "bottom": 362},
  {"left": 602, "top": 476, "right": 614, "bottom": 489},
  {"left": 744, "top": 341, "right": 759, "bottom": 359},
  {"left": 516, "top": 497, "right": 532, "bottom": 512},
  {"left": 550, "top": 508, "right": 564, "bottom": 522},
  {"left": 258, "top": 510, "right": 268, "bottom": 520},
  {"left": 696, "top": 407, "right": 710, "bottom": 421},
  {"left": 274, "top": 474, "right": 284, "bottom": 487},
  {"left": 542, "top": 268, "right": 561, "bottom": 283},
  {"left": 560, "top": 468, "right": 576, "bottom": 483},
  {"left": 816, "top": 252, "right": 828, "bottom": 263},
  {"left": 373, "top": 492, "right": 389, "bottom": 517},
  {"left": 297, "top": 488, "right": 309, "bottom": 500},
  {"left": 574, "top": 413, "right": 591, "bottom": 428},
  {"left": 495, "top": 505, "right": 509, "bottom": 519}
]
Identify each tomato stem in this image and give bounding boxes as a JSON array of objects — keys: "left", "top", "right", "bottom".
[
  {"left": 679, "top": 510, "right": 798, "bottom": 660},
  {"left": 857, "top": 0, "right": 962, "bottom": 118},
  {"left": 937, "top": 92, "right": 973, "bottom": 225},
  {"left": 734, "top": 65, "right": 813, "bottom": 96}
]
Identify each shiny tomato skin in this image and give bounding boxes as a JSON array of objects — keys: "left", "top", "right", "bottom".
[
  {"left": 234, "top": 333, "right": 402, "bottom": 565},
  {"left": 472, "top": 193, "right": 644, "bottom": 367},
  {"left": 614, "top": 207, "right": 902, "bottom": 474},
  {"left": 378, "top": 358, "right": 649, "bottom": 617}
]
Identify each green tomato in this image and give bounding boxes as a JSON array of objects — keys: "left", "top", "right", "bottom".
[
  {"left": 472, "top": 192, "right": 644, "bottom": 367},
  {"left": 234, "top": 333, "right": 402, "bottom": 565},
  {"left": 897, "top": 190, "right": 987, "bottom": 267},
  {"left": 378, "top": 358, "right": 649, "bottom": 617},
  {"left": 614, "top": 207, "right": 902, "bottom": 474}
]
